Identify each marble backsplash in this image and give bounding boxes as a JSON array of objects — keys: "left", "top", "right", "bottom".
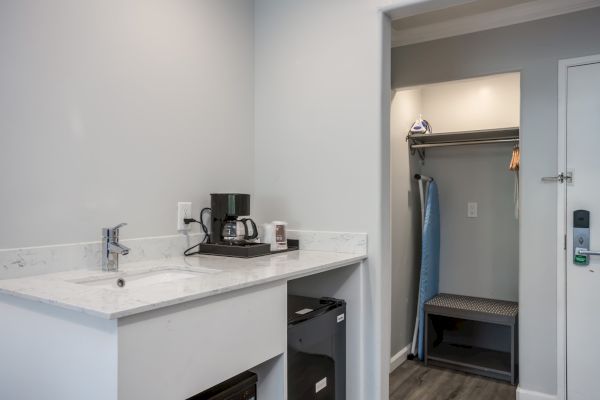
[
  {"left": 0, "top": 230, "right": 367, "bottom": 280},
  {"left": 0, "top": 234, "right": 203, "bottom": 280},
  {"left": 287, "top": 230, "right": 367, "bottom": 254}
]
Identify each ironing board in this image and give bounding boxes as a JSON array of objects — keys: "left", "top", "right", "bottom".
[{"left": 416, "top": 181, "right": 440, "bottom": 360}]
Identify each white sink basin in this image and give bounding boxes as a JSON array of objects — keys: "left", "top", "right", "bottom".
[{"left": 74, "top": 267, "right": 218, "bottom": 290}]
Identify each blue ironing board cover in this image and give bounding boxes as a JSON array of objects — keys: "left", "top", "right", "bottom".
[{"left": 418, "top": 181, "right": 440, "bottom": 360}]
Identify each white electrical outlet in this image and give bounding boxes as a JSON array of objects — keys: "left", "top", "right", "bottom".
[
  {"left": 177, "top": 202, "right": 192, "bottom": 231},
  {"left": 467, "top": 202, "right": 478, "bottom": 218}
]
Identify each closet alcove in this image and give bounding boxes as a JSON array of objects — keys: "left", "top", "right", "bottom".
[{"left": 391, "top": 72, "right": 521, "bottom": 382}]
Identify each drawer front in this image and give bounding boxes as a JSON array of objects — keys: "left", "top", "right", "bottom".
[{"left": 117, "top": 281, "right": 286, "bottom": 400}]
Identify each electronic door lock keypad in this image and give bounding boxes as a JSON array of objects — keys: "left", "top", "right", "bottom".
[{"left": 574, "top": 210, "right": 591, "bottom": 266}]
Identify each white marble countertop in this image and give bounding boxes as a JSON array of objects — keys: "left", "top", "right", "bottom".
[{"left": 0, "top": 250, "right": 366, "bottom": 319}]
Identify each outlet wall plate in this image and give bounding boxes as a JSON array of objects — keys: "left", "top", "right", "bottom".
[
  {"left": 177, "top": 202, "right": 192, "bottom": 231},
  {"left": 467, "top": 202, "right": 478, "bottom": 218}
]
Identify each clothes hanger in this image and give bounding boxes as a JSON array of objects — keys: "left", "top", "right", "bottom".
[
  {"left": 509, "top": 144, "right": 520, "bottom": 171},
  {"left": 509, "top": 144, "right": 520, "bottom": 219}
]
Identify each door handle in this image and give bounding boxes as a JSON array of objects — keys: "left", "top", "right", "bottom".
[
  {"left": 576, "top": 249, "right": 600, "bottom": 256},
  {"left": 541, "top": 172, "right": 572, "bottom": 183}
]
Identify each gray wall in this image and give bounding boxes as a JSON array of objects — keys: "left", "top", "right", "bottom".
[
  {"left": 0, "top": 0, "right": 254, "bottom": 248},
  {"left": 390, "top": 90, "right": 422, "bottom": 356},
  {"left": 422, "top": 145, "right": 519, "bottom": 302},
  {"left": 392, "top": 8, "right": 600, "bottom": 396}
]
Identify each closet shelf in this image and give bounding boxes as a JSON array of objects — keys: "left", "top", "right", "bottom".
[{"left": 407, "top": 127, "right": 519, "bottom": 159}]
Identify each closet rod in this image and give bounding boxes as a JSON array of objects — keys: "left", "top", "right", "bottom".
[{"left": 411, "top": 138, "right": 518, "bottom": 149}]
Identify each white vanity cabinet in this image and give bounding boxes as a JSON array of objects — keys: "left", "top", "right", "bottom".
[
  {"left": 0, "top": 249, "right": 367, "bottom": 400},
  {"left": 0, "top": 282, "right": 286, "bottom": 400}
]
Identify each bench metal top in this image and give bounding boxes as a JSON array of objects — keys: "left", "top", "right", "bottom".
[{"left": 425, "top": 293, "right": 518, "bottom": 319}]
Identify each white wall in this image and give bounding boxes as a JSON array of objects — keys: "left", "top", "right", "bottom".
[
  {"left": 392, "top": 8, "right": 600, "bottom": 397},
  {"left": 253, "top": 1, "right": 401, "bottom": 398},
  {"left": 420, "top": 73, "right": 520, "bottom": 132},
  {"left": 0, "top": 0, "right": 254, "bottom": 248}
]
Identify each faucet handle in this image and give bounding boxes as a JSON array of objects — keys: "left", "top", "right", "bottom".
[
  {"left": 111, "top": 222, "right": 128, "bottom": 231},
  {"left": 103, "top": 222, "right": 127, "bottom": 237}
]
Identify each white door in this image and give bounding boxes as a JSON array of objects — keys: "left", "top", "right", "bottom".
[{"left": 566, "top": 60, "right": 600, "bottom": 400}]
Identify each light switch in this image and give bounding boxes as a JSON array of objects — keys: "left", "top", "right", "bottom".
[{"left": 467, "top": 202, "right": 478, "bottom": 218}]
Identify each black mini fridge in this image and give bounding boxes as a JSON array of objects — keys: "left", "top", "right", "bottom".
[{"left": 287, "top": 295, "right": 346, "bottom": 400}]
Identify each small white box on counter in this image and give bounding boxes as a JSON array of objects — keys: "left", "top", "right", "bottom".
[{"left": 262, "top": 221, "right": 288, "bottom": 251}]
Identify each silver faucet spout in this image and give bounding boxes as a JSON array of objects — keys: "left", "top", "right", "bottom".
[
  {"left": 108, "top": 242, "right": 130, "bottom": 256},
  {"left": 102, "top": 223, "right": 129, "bottom": 271}
]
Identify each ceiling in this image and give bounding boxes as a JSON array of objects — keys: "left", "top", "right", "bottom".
[
  {"left": 391, "top": 0, "right": 600, "bottom": 47},
  {"left": 392, "top": 0, "right": 530, "bottom": 31}
]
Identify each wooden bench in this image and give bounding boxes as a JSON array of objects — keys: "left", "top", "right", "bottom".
[{"left": 424, "top": 293, "right": 518, "bottom": 384}]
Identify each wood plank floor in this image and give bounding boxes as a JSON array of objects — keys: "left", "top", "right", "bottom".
[{"left": 390, "top": 361, "right": 516, "bottom": 400}]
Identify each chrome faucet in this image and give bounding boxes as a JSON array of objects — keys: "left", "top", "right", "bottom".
[{"left": 102, "top": 223, "right": 130, "bottom": 272}]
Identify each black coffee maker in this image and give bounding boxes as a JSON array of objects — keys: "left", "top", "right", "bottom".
[{"left": 210, "top": 193, "right": 258, "bottom": 245}]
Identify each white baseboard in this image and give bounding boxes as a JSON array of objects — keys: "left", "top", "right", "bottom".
[
  {"left": 516, "top": 386, "right": 558, "bottom": 400},
  {"left": 390, "top": 343, "right": 412, "bottom": 372}
]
